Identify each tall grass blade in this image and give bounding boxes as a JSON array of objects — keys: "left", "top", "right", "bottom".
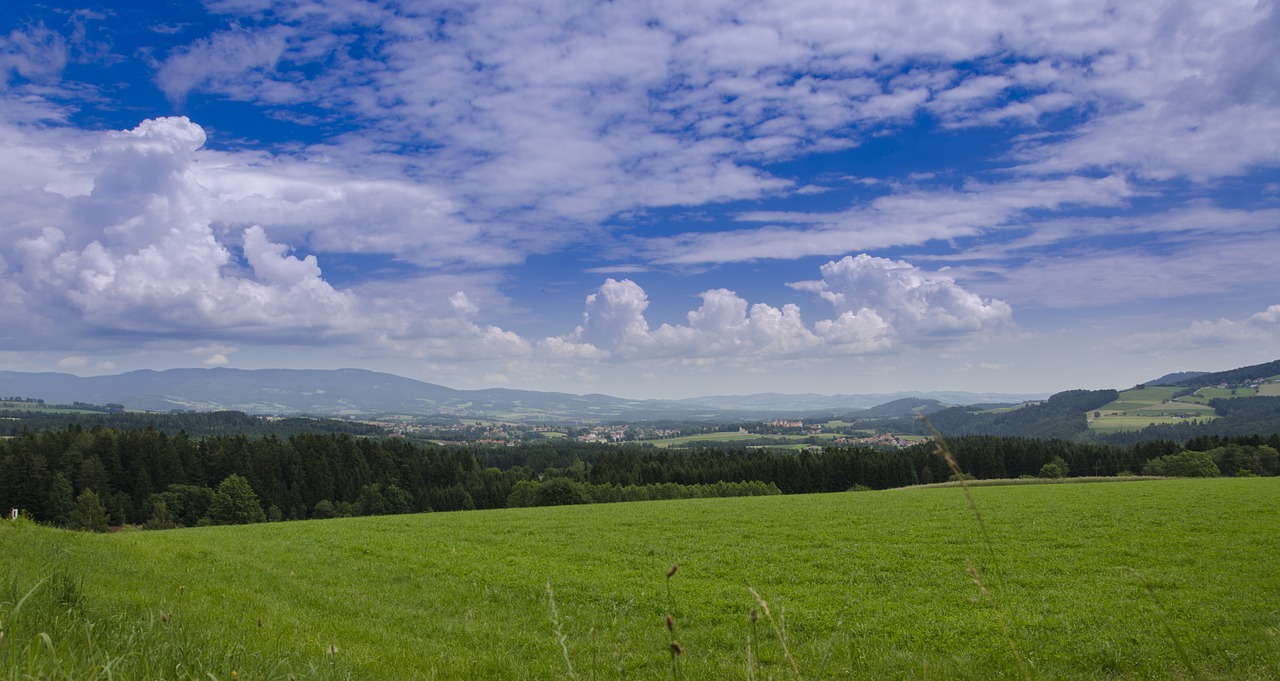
[
  {"left": 546, "top": 583, "right": 577, "bottom": 680},
  {"left": 748, "top": 588, "right": 803, "bottom": 680},
  {"left": 923, "top": 416, "right": 1034, "bottom": 680}
]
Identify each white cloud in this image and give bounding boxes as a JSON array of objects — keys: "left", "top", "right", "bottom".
[
  {"left": 1248, "top": 305, "right": 1280, "bottom": 325},
  {"left": 639, "top": 175, "right": 1133, "bottom": 265},
  {"left": 0, "top": 117, "right": 507, "bottom": 353},
  {"left": 0, "top": 23, "right": 67, "bottom": 87},
  {"left": 1116, "top": 315, "right": 1275, "bottom": 351},
  {"left": 945, "top": 203, "right": 1280, "bottom": 310},
  {"left": 155, "top": 28, "right": 288, "bottom": 102},
  {"left": 790, "top": 254, "right": 1013, "bottom": 336},
  {"left": 573, "top": 278, "right": 654, "bottom": 356},
  {"left": 547, "top": 254, "right": 1007, "bottom": 363},
  {"left": 199, "top": 160, "right": 503, "bottom": 268},
  {"left": 57, "top": 355, "right": 88, "bottom": 369}
]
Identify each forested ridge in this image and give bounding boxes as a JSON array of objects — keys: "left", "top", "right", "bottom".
[
  {"left": 2, "top": 425, "right": 1276, "bottom": 530},
  {"left": 0, "top": 408, "right": 385, "bottom": 438}
]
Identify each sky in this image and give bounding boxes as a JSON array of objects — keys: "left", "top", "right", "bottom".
[{"left": 1, "top": 0, "right": 1278, "bottom": 400}]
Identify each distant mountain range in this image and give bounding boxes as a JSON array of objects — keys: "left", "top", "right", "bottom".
[{"left": 0, "top": 367, "right": 1046, "bottom": 422}]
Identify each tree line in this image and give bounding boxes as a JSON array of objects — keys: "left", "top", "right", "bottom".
[
  {"left": 0, "top": 408, "right": 386, "bottom": 438},
  {"left": 1, "top": 425, "right": 1276, "bottom": 531}
]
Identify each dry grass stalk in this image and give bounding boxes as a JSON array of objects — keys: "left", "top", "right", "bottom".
[
  {"left": 546, "top": 583, "right": 577, "bottom": 680},
  {"left": 924, "top": 416, "right": 1034, "bottom": 681},
  {"left": 748, "top": 588, "right": 804, "bottom": 680}
]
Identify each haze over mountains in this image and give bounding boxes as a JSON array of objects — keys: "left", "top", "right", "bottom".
[{"left": 0, "top": 368, "right": 1044, "bottom": 422}]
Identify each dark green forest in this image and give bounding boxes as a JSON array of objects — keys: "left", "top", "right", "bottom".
[
  {"left": 2, "top": 425, "right": 1276, "bottom": 531},
  {"left": 0, "top": 408, "right": 385, "bottom": 438}
]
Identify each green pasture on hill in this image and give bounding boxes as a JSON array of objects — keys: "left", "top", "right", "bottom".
[
  {"left": 4, "top": 479, "right": 1280, "bottom": 680},
  {"left": 1090, "top": 387, "right": 1219, "bottom": 432}
]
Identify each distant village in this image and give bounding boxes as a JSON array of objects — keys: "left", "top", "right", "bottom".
[{"left": 358, "top": 417, "right": 915, "bottom": 448}]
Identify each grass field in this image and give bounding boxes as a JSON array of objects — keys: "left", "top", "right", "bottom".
[
  {"left": 0, "top": 402, "right": 107, "bottom": 415},
  {"left": 1090, "top": 388, "right": 1218, "bottom": 432},
  {"left": 3, "top": 479, "right": 1279, "bottom": 679},
  {"left": 637, "top": 431, "right": 841, "bottom": 447},
  {"left": 1088, "top": 415, "right": 1201, "bottom": 433}
]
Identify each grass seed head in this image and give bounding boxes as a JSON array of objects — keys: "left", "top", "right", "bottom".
[
  {"left": 748, "top": 588, "right": 771, "bottom": 618},
  {"left": 667, "top": 564, "right": 679, "bottom": 578},
  {"left": 666, "top": 614, "right": 675, "bottom": 631},
  {"left": 670, "top": 640, "right": 683, "bottom": 655},
  {"left": 966, "top": 557, "right": 991, "bottom": 598}
]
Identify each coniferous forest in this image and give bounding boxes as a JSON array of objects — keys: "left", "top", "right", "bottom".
[{"left": 2, "top": 425, "right": 1276, "bottom": 530}]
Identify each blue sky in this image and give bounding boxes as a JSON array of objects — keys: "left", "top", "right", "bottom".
[{"left": 1, "top": 0, "right": 1278, "bottom": 399}]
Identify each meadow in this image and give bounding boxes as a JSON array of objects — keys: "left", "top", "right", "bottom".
[
  {"left": 3, "top": 478, "right": 1279, "bottom": 680},
  {"left": 1089, "top": 388, "right": 1218, "bottom": 433}
]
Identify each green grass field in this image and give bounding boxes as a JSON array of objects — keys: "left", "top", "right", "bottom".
[
  {"left": 0, "top": 402, "right": 108, "bottom": 415},
  {"left": 1088, "top": 416, "right": 1198, "bottom": 433},
  {"left": 637, "top": 431, "right": 764, "bottom": 447},
  {"left": 1090, "top": 387, "right": 1218, "bottom": 432},
  {"left": 1100, "top": 387, "right": 1179, "bottom": 410},
  {"left": 1193, "top": 387, "right": 1260, "bottom": 400},
  {"left": 4, "top": 479, "right": 1279, "bottom": 679},
  {"left": 637, "top": 431, "right": 843, "bottom": 447}
]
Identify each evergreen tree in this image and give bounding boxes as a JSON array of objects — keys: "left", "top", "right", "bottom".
[{"left": 47, "top": 473, "right": 75, "bottom": 526}]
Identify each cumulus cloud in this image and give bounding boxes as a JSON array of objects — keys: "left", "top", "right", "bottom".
[
  {"left": 790, "top": 254, "right": 1013, "bottom": 336},
  {"left": 1, "top": 117, "right": 372, "bottom": 346},
  {"left": 548, "top": 254, "right": 1006, "bottom": 362},
  {"left": 573, "top": 278, "right": 655, "bottom": 355},
  {"left": 199, "top": 161, "right": 504, "bottom": 268},
  {"left": 1248, "top": 305, "right": 1280, "bottom": 325}
]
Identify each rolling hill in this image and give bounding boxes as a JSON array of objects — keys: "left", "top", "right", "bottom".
[{"left": 0, "top": 368, "right": 1039, "bottom": 422}]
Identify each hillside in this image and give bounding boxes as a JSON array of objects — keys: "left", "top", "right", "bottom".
[
  {"left": 1143, "top": 370, "right": 1208, "bottom": 386},
  {"left": 4, "top": 480, "right": 1278, "bottom": 679},
  {"left": 0, "top": 368, "right": 1040, "bottom": 422},
  {"left": 856, "top": 396, "right": 949, "bottom": 418},
  {"left": 1166, "top": 359, "right": 1280, "bottom": 389}
]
